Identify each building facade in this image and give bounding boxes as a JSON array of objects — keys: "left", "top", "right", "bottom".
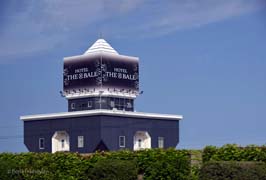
[{"left": 20, "top": 39, "right": 183, "bottom": 153}]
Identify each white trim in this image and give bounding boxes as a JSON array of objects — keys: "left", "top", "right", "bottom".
[
  {"left": 65, "top": 90, "right": 137, "bottom": 99},
  {"left": 119, "top": 136, "right": 126, "bottom": 148},
  {"left": 20, "top": 109, "right": 183, "bottom": 121},
  {"left": 39, "top": 138, "right": 45, "bottom": 149},
  {"left": 64, "top": 51, "right": 139, "bottom": 62}
]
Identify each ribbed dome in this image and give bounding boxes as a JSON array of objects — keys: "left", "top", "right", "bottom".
[{"left": 84, "top": 39, "right": 119, "bottom": 55}]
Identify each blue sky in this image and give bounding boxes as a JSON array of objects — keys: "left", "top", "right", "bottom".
[{"left": 0, "top": 0, "right": 266, "bottom": 152}]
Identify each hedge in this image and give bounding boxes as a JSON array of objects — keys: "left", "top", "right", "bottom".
[
  {"left": 0, "top": 148, "right": 191, "bottom": 180},
  {"left": 201, "top": 145, "right": 266, "bottom": 180},
  {"left": 0, "top": 152, "right": 88, "bottom": 180},
  {"left": 3, "top": 145, "right": 266, "bottom": 180},
  {"left": 202, "top": 144, "right": 266, "bottom": 162},
  {"left": 199, "top": 161, "right": 266, "bottom": 180},
  {"left": 87, "top": 159, "right": 137, "bottom": 180},
  {"left": 134, "top": 149, "right": 191, "bottom": 180}
]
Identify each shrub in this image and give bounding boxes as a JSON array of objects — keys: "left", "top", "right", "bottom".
[
  {"left": 189, "top": 150, "right": 202, "bottom": 180},
  {"left": 0, "top": 149, "right": 191, "bottom": 180},
  {"left": 88, "top": 148, "right": 192, "bottom": 180},
  {"left": 202, "top": 144, "right": 266, "bottom": 162},
  {"left": 136, "top": 148, "right": 191, "bottom": 180},
  {"left": 199, "top": 161, "right": 266, "bottom": 180},
  {"left": 202, "top": 146, "right": 217, "bottom": 162},
  {"left": 0, "top": 152, "right": 90, "bottom": 180},
  {"left": 87, "top": 159, "right": 137, "bottom": 180},
  {"left": 0, "top": 153, "right": 22, "bottom": 180}
]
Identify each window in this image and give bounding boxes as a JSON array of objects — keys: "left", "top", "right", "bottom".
[
  {"left": 39, "top": 138, "right": 45, "bottom": 149},
  {"left": 110, "top": 100, "right": 115, "bottom": 108},
  {"left": 127, "top": 102, "right": 132, "bottom": 108},
  {"left": 158, "top": 137, "right": 164, "bottom": 148},
  {"left": 71, "top": 103, "right": 75, "bottom": 109},
  {"left": 78, "top": 136, "right": 84, "bottom": 148},
  {"left": 88, "top": 101, "right": 92, "bottom": 108},
  {"left": 119, "top": 136, "right": 125, "bottom": 148}
]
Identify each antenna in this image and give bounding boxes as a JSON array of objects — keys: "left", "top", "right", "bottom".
[{"left": 99, "top": 31, "right": 103, "bottom": 39}]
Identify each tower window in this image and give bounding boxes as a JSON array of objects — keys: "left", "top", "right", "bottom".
[
  {"left": 39, "top": 138, "right": 45, "bottom": 149},
  {"left": 110, "top": 100, "right": 115, "bottom": 108},
  {"left": 127, "top": 102, "right": 132, "bottom": 108},
  {"left": 119, "top": 136, "right": 125, "bottom": 148},
  {"left": 88, "top": 101, "right": 92, "bottom": 108},
  {"left": 115, "top": 98, "right": 120, "bottom": 107},
  {"left": 78, "top": 136, "right": 84, "bottom": 148},
  {"left": 158, "top": 137, "right": 164, "bottom": 148},
  {"left": 71, "top": 103, "right": 75, "bottom": 109}
]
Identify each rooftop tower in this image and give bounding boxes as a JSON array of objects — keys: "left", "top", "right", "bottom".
[{"left": 63, "top": 39, "right": 139, "bottom": 112}]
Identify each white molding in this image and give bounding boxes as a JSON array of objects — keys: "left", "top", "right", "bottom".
[
  {"left": 20, "top": 109, "right": 183, "bottom": 121},
  {"left": 65, "top": 90, "right": 138, "bottom": 99},
  {"left": 64, "top": 51, "right": 139, "bottom": 62}
]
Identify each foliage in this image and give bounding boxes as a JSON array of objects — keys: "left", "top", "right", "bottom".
[
  {"left": 89, "top": 148, "right": 191, "bottom": 180},
  {"left": 199, "top": 161, "right": 266, "bottom": 180},
  {"left": 202, "top": 144, "right": 266, "bottom": 162},
  {"left": 201, "top": 145, "right": 266, "bottom": 180},
  {"left": 3, "top": 145, "right": 266, "bottom": 180},
  {"left": 0, "top": 153, "right": 22, "bottom": 180},
  {"left": 190, "top": 165, "right": 200, "bottom": 180},
  {"left": 87, "top": 159, "right": 137, "bottom": 180},
  {"left": 135, "top": 148, "right": 191, "bottom": 180},
  {"left": 189, "top": 150, "right": 202, "bottom": 180},
  {"left": 0, "top": 152, "right": 88, "bottom": 180},
  {"left": 0, "top": 148, "right": 191, "bottom": 180}
]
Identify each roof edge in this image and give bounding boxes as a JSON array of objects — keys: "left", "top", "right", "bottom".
[
  {"left": 63, "top": 52, "right": 139, "bottom": 62},
  {"left": 20, "top": 110, "right": 183, "bottom": 121}
]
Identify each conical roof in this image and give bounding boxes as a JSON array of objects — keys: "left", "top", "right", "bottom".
[{"left": 84, "top": 39, "right": 119, "bottom": 55}]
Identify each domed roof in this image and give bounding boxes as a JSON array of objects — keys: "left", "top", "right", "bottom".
[{"left": 84, "top": 39, "right": 119, "bottom": 55}]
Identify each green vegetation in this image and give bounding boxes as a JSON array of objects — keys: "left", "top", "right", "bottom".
[
  {"left": 202, "top": 144, "right": 266, "bottom": 162},
  {"left": 1, "top": 145, "right": 266, "bottom": 180},
  {"left": 0, "top": 148, "right": 190, "bottom": 180},
  {"left": 200, "top": 144, "right": 266, "bottom": 180},
  {"left": 199, "top": 161, "right": 266, "bottom": 180},
  {"left": 88, "top": 159, "right": 137, "bottom": 180}
]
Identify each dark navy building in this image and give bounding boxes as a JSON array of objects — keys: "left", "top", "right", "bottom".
[{"left": 20, "top": 39, "right": 183, "bottom": 153}]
